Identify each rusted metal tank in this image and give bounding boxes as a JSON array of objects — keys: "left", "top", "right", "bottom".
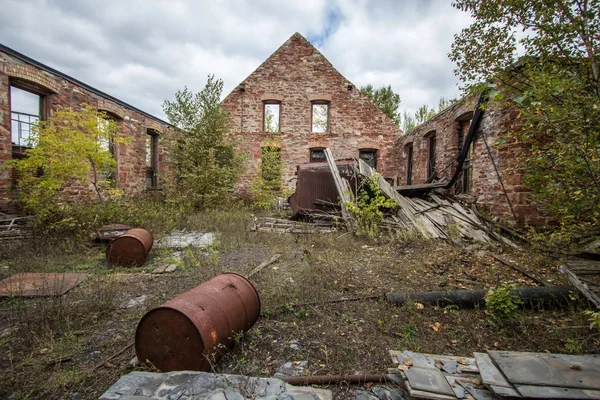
[
  {"left": 106, "top": 228, "right": 153, "bottom": 267},
  {"left": 135, "top": 273, "right": 261, "bottom": 372}
]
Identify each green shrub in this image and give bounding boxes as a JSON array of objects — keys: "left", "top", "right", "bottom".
[
  {"left": 485, "top": 284, "right": 522, "bottom": 322},
  {"left": 345, "top": 173, "right": 396, "bottom": 240}
]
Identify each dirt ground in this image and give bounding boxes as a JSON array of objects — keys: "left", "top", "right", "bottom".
[{"left": 0, "top": 209, "right": 598, "bottom": 399}]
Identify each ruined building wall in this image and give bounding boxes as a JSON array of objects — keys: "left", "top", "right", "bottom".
[
  {"left": 0, "top": 47, "right": 171, "bottom": 207},
  {"left": 396, "top": 99, "right": 549, "bottom": 227},
  {"left": 222, "top": 33, "right": 403, "bottom": 195}
]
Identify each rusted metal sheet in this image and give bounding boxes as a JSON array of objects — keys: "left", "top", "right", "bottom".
[
  {"left": 289, "top": 159, "right": 356, "bottom": 215},
  {"left": 135, "top": 273, "right": 261, "bottom": 372},
  {"left": 0, "top": 273, "right": 89, "bottom": 297},
  {"left": 106, "top": 228, "right": 153, "bottom": 267}
]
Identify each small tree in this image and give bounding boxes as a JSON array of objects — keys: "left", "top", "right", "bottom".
[
  {"left": 9, "top": 105, "right": 127, "bottom": 217},
  {"left": 450, "top": 0, "right": 600, "bottom": 243},
  {"left": 162, "top": 75, "right": 243, "bottom": 209},
  {"left": 360, "top": 84, "right": 402, "bottom": 126}
]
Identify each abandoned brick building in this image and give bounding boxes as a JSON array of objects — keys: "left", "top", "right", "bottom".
[
  {"left": 0, "top": 44, "right": 171, "bottom": 207},
  {"left": 396, "top": 97, "right": 546, "bottom": 227},
  {"left": 1, "top": 35, "right": 544, "bottom": 228},
  {"left": 221, "top": 33, "right": 403, "bottom": 194}
]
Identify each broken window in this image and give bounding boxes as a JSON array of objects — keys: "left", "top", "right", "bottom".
[
  {"left": 10, "top": 86, "right": 40, "bottom": 148},
  {"left": 405, "top": 143, "right": 413, "bottom": 185},
  {"left": 359, "top": 149, "right": 378, "bottom": 170},
  {"left": 427, "top": 132, "right": 436, "bottom": 180},
  {"left": 261, "top": 146, "right": 282, "bottom": 191},
  {"left": 309, "top": 147, "right": 326, "bottom": 163},
  {"left": 263, "top": 101, "right": 280, "bottom": 132},
  {"left": 311, "top": 101, "right": 329, "bottom": 133},
  {"left": 456, "top": 120, "right": 473, "bottom": 194},
  {"left": 146, "top": 130, "right": 158, "bottom": 189}
]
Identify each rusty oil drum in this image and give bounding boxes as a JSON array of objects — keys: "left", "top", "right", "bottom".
[
  {"left": 106, "top": 228, "right": 153, "bottom": 267},
  {"left": 135, "top": 273, "right": 261, "bottom": 371}
]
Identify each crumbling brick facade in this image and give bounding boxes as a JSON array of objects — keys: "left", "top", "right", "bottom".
[
  {"left": 222, "top": 33, "right": 402, "bottom": 195},
  {"left": 396, "top": 99, "right": 549, "bottom": 227},
  {"left": 0, "top": 45, "right": 171, "bottom": 208}
]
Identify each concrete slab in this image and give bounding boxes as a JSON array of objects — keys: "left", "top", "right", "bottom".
[
  {"left": 156, "top": 232, "right": 215, "bottom": 249},
  {"left": 100, "top": 371, "right": 332, "bottom": 400}
]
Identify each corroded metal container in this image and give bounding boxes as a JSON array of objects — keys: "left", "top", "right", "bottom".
[
  {"left": 135, "top": 273, "right": 261, "bottom": 372},
  {"left": 106, "top": 228, "right": 153, "bottom": 267}
]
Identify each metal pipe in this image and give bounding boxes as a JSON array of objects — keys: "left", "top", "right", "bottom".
[
  {"left": 280, "top": 374, "right": 389, "bottom": 386},
  {"left": 386, "top": 286, "right": 575, "bottom": 308}
]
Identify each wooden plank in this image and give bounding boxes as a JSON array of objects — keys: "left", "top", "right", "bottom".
[
  {"left": 560, "top": 265, "right": 600, "bottom": 307},
  {"left": 445, "top": 376, "right": 466, "bottom": 399},
  {"left": 515, "top": 384, "right": 600, "bottom": 399},
  {"left": 387, "top": 369, "right": 456, "bottom": 400},
  {"left": 324, "top": 148, "right": 355, "bottom": 231},
  {"left": 473, "top": 352, "right": 514, "bottom": 389},
  {"left": 404, "top": 367, "right": 456, "bottom": 397},
  {"left": 488, "top": 351, "right": 600, "bottom": 390},
  {"left": 494, "top": 255, "right": 546, "bottom": 286},
  {"left": 246, "top": 254, "right": 281, "bottom": 279},
  {"left": 489, "top": 384, "right": 522, "bottom": 398}
]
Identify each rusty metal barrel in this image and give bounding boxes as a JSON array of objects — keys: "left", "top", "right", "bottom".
[
  {"left": 135, "top": 273, "right": 261, "bottom": 372},
  {"left": 106, "top": 228, "right": 153, "bottom": 267}
]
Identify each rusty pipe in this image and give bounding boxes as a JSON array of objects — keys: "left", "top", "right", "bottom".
[
  {"left": 279, "top": 374, "right": 389, "bottom": 385},
  {"left": 135, "top": 273, "right": 260, "bottom": 372}
]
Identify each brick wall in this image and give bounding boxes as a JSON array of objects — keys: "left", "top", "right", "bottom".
[
  {"left": 222, "top": 33, "right": 403, "bottom": 195},
  {"left": 396, "top": 99, "right": 549, "bottom": 227},
  {"left": 0, "top": 48, "right": 172, "bottom": 207}
]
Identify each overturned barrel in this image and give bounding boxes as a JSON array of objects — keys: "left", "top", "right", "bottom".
[
  {"left": 106, "top": 228, "right": 153, "bottom": 267},
  {"left": 135, "top": 273, "right": 261, "bottom": 372}
]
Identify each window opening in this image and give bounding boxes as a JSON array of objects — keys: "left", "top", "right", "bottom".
[
  {"left": 312, "top": 102, "right": 329, "bottom": 133},
  {"left": 427, "top": 134, "right": 436, "bottom": 180},
  {"left": 146, "top": 131, "right": 158, "bottom": 189},
  {"left": 406, "top": 144, "right": 413, "bottom": 185},
  {"left": 359, "top": 149, "right": 378, "bottom": 170},
  {"left": 309, "top": 147, "right": 326, "bottom": 163},
  {"left": 263, "top": 102, "right": 280, "bottom": 132},
  {"left": 456, "top": 120, "right": 473, "bottom": 193},
  {"left": 10, "top": 86, "right": 40, "bottom": 148}
]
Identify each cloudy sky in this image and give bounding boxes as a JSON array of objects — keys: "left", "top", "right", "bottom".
[{"left": 1, "top": 0, "right": 473, "bottom": 122}]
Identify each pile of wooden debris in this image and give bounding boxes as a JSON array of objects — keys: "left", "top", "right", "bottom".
[{"left": 278, "top": 148, "right": 516, "bottom": 247}]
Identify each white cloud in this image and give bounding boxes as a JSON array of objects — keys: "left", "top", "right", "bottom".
[{"left": 0, "top": 0, "right": 472, "bottom": 120}]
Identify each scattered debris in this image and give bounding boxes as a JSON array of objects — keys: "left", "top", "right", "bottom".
[
  {"left": 251, "top": 217, "right": 334, "bottom": 234},
  {"left": 492, "top": 255, "right": 546, "bottom": 286},
  {"left": 560, "top": 259, "right": 600, "bottom": 307},
  {"left": 152, "top": 263, "right": 178, "bottom": 274},
  {"left": 100, "top": 371, "right": 332, "bottom": 400},
  {"left": 286, "top": 149, "right": 518, "bottom": 246},
  {"left": 275, "top": 360, "right": 308, "bottom": 377},
  {"left": 0, "top": 272, "right": 88, "bottom": 297},
  {"left": 389, "top": 349, "right": 600, "bottom": 399},
  {"left": 0, "top": 212, "right": 33, "bottom": 242},
  {"left": 92, "top": 224, "right": 132, "bottom": 244},
  {"left": 246, "top": 254, "right": 281, "bottom": 279},
  {"left": 355, "top": 385, "right": 405, "bottom": 400},
  {"left": 122, "top": 295, "right": 147, "bottom": 309},
  {"left": 156, "top": 231, "right": 215, "bottom": 249}
]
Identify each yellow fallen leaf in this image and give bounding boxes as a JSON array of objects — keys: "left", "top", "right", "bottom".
[
  {"left": 397, "top": 365, "right": 409, "bottom": 371},
  {"left": 403, "top": 358, "right": 413, "bottom": 366},
  {"left": 430, "top": 322, "right": 441, "bottom": 332}
]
